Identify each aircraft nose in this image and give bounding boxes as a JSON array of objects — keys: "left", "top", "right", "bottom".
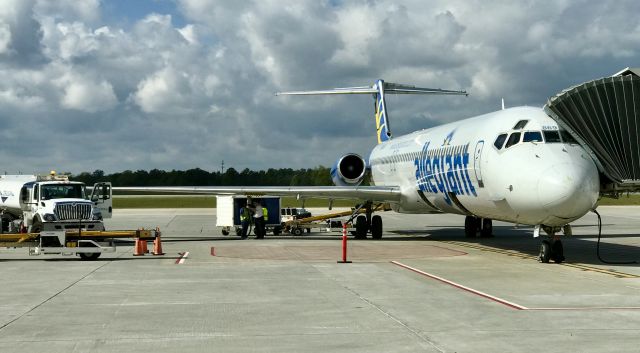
[{"left": 536, "top": 162, "right": 599, "bottom": 220}]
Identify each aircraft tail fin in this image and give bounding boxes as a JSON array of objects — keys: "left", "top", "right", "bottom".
[{"left": 277, "top": 80, "right": 467, "bottom": 144}]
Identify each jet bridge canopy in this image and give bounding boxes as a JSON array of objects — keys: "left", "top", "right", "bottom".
[{"left": 543, "top": 68, "right": 640, "bottom": 190}]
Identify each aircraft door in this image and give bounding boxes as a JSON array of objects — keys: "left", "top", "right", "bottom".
[
  {"left": 473, "top": 141, "right": 485, "bottom": 188},
  {"left": 90, "top": 182, "right": 112, "bottom": 219}
]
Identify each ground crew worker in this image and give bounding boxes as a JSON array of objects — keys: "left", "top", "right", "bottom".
[
  {"left": 239, "top": 203, "right": 253, "bottom": 239},
  {"left": 253, "top": 200, "right": 265, "bottom": 239}
]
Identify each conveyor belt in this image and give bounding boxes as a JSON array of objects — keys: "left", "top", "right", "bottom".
[
  {"left": 0, "top": 229, "right": 159, "bottom": 247},
  {"left": 544, "top": 68, "right": 640, "bottom": 189}
]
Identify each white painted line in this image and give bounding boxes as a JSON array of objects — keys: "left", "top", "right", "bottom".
[{"left": 175, "top": 252, "right": 189, "bottom": 265}]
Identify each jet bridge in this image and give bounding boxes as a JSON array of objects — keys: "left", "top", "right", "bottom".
[{"left": 544, "top": 68, "right": 640, "bottom": 193}]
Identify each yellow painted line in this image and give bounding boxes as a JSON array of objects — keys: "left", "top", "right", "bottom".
[{"left": 440, "top": 240, "right": 640, "bottom": 279}]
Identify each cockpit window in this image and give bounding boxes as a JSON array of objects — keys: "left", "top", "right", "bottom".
[
  {"left": 505, "top": 132, "right": 521, "bottom": 148},
  {"left": 560, "top": 130, "right": 578, "bottom": 144},
  {"left": 523, "top": 131, "right": 543, "bottom": 143},
  {"left": 543, "top": 130, "right": 561, "bottom": 143},
  {"left": 513, "top": 120, "right": 529, "bottom": 130},
  {"left": 494, "top": 133, "right": 508, "bottom": 150}
]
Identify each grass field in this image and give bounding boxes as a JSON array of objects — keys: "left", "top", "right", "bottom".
[
  {"left": 113, "top": 196, "right": 357, "bottom": 208},
  {"left": 113, "top": 194, "right": 640, "bottom": 208},
  {"left": 597, "top": 194, "right": 640, "bottom": 205}
]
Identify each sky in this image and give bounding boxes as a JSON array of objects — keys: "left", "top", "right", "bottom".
[{"left": 0, "top": 0, "right": 639, "bottom": 175}]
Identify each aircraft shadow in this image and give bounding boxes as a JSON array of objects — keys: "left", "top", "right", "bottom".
[{"left": 392, "top": 225, "right": 640, "bottom": 267}]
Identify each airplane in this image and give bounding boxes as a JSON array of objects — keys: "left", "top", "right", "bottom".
[{"left": 120, "top": 79, "right": 603, "bottom": 264}]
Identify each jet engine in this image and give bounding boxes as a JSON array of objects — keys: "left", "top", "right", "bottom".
[{"left": 331, "top": 153, "right": 367, "bottom": 186}]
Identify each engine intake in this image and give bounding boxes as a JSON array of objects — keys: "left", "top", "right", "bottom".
[{"left": 331, "top": 153, "right": 367, "bottom": 186}]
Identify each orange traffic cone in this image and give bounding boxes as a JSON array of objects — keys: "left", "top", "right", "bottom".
[
  {"left": 133, "top": 238, "right": 145, "bottom": 256},
  {"left": 141, "top": 240, "right": 149, "bottom": 253},
  {"left": 152, "top": 236, "right": 164, "bottom": 255}
]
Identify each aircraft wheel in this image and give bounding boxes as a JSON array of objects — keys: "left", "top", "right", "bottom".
[
  {"left": 480, "top": 218, "right": 493, "bottom": 238},
  {"left": 355, "top": 215, "right": 368, "bottom": 239},
  {"left": 79, "top": 253, "right": 101, "bottom": 261},
  {"left": 552, "top": 240, "right": 565, "bottom": 263},
  {"left": 371, "top": 215, "right": 383, "bottom": 239},
  {"left": 464, "top": 216, "right": 477, "bottom": 238},
  {"left": 538, "top": 240, "right": 552, "bottom": 263}
]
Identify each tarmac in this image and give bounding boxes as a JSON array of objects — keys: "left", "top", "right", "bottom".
[{"left": 1, "top": 206, "right": 640, "bottom": 352}]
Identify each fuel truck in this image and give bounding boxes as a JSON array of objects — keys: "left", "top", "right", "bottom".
[{"left": 0, "top": 172, "right": 112, "bottom": 233}]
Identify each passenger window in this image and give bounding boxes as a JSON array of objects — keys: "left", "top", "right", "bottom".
[
  {"left": 560, "top": 130, "right": 578, "bottom": 144},
  {"left": 543, "top": 130, "right": 561, "bottom": 143},
  {"left": 505, "top": 132, "right": 521, "bottom": 148},
  {"left": 513, "top": 120, "right": 529, "bottom": 129},
  {"left": 494, "top": 133, "right": 508, "bottom": 150},
  {"left": 523, "top": 131, "right": 543, "bottom": 143}
]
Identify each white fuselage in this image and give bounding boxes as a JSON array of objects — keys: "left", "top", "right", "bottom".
[{"left": 369, "top": 106, "right": 600, "bottom": 226}]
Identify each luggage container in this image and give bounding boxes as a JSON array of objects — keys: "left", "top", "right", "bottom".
[{"left": 216, "top": 195, "right": 282, "bottom": 236}]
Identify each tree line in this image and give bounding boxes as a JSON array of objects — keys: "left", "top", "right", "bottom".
[{"left": 71, "top": 167, "right": 334, "bottom": 186}]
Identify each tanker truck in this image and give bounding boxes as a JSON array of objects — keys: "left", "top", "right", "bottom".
[{"left": 0, "top": 172, "right": 112, "bottom": 233}]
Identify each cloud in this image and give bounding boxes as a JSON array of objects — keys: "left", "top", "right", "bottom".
[
  {"left": 56, "top": 72, "right": 118, "bottom": 113},
  {"left": 0, "top": 0, "right": 638, "bottom": 175},
  {"left": 0, "top": 0, "right": 46, "bottom": 66}
]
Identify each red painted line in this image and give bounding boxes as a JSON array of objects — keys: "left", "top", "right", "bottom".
[
  {"left": 527, "top": 307, "right": 640, "bottom": 311},
  {"left": 391, "top": 261, "right": 528, "bottom": 310},
  {"left": 392, "top": 261, "right": 640, "bottom": 311},
  {"left": 210, "top": 247, "right": 215, "bottom": 256}
]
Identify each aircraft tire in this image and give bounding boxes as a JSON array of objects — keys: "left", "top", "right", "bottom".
[
  {"left": 371, "top": 215, "right": 383, "bottom": 239},
  {"left": 552, "top": 240, "right": 565, "bottom": 264},
  {"left": 539, "top": 240, "right": 551, "bottom": 263},
  {"left": 355, "top": 215, "right": 368, "bottom": 239},
  {"left": 464, "top": 216, "right": 477, "bottom": 238},
  {"left": 480, "top": 218, "right": 493, "bottom": 237}
]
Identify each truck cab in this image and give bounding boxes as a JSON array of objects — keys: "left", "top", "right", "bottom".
[{"left": 16, "top": 174, "right": 112, "bottom": 233}]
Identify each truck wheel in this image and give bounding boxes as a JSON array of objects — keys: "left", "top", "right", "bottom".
[
  {"left": 273, "top": 226, "right": 282, "bottom": 236},
  {"left": 79, "top": 253, "right": 101, "bottom": 261},
  {"left": 30, "top": 217, "right": 43, "bottom": 233},
  {"left": 292, "top": 227, "right": 303, "bottom": 236},
  {"left": 221, "top": 229, "right": 230, "bottom": 236}
]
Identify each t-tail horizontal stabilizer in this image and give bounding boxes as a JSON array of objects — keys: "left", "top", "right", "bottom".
[{"left": 276, "top": 79, "right": 467, "bottom": 144}]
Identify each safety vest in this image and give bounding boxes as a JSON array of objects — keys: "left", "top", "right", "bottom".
[
  {"left": 262, "top": 207, "right": 268, "bottom": 221},
  {"left": 240, "top": 207, "right": 251, "bottom": 222}
]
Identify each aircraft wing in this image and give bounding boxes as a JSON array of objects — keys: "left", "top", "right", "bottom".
[{"left": 115, "top": 186, "right": 402, "bottom": 203}]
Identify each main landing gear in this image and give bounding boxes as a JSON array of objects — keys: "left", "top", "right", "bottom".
[
  {"left": 464, "top": 216, "right": 493, "bottom": 238},
  {"left": 351, "top": 202, "right": 383, "bottom": 239}
]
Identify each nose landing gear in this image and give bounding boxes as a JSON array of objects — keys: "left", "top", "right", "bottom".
[{"left": 538, "top": 229, "right": 565, "bottom": 264}]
